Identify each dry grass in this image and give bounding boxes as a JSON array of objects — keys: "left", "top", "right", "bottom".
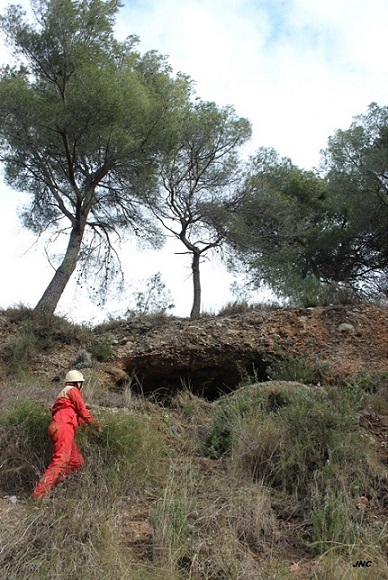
[{"left": 0, "top": 374, "right": 387, "bottom": 579}]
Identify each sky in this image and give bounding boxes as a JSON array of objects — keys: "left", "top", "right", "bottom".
[{"left": 0, "top": 0, "right": 387, "bottom": 323}]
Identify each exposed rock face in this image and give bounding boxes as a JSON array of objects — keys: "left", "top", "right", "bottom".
[
  {"left": 95, "top": 304, "right": 388, "bottom": 399},
  {"left": 0, "top": 304, "right": 386, "bottom": 401}
]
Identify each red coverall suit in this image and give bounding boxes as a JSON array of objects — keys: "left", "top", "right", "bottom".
[{"left": 32, "top": 385, "right": 100, "bottom": 498}]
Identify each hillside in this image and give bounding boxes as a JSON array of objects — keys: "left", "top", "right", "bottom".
[
  {"left": 1, "top": 303, "right": 387, "bottom": 398},
  {"left": 0, "top": 303, "right": 387, "bottom": 578}
]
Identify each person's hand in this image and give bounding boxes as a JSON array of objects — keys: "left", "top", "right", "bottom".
[{"left": 92, "top": 421, "right": 102, "bottom": 432}]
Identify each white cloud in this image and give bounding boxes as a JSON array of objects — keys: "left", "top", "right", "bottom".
[{"left": 118, "top": 0, "right": 388, "bottom": 168}]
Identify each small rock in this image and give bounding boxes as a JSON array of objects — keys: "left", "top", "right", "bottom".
[
  {"left": 356, "top": 496, "right": 369, "bottom": 510},
  {"left": 337, "top": 323, "right": 354, "bottom": 333},
  {"left": 105, "top": 366, "right": 130, "bottom": 386}
]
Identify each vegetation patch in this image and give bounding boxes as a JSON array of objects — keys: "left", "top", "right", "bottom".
[
  {"left": 0, "top": 373, "right": 387, "bottom": 577},
  {"left": 203, "top": 381, "right": 387, "bottom": 559},
  {"left": 1, "top": 306, "right": 91, "bottom": 376}
]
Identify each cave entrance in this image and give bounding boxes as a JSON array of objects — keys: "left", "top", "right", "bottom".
[{"left": 123, "top": 355, "right": 269, "bottom": 402}]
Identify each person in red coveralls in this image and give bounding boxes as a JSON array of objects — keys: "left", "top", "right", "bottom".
[{"left": 32, "top": 369, "right": 101, "bottom": 499}]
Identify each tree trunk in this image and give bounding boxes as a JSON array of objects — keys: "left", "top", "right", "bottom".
[
  {"left": 34, "top": 220, "right": 86, "bottom": 316},
  {"left": 190, "top": 251, "right": 201, "bottom": 319}
]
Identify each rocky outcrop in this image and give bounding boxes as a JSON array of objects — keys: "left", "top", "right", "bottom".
[
  {"left": 0, "top": 304, "right": 386, "bottom": 401},
  {"left": 95, "top": 304, "right": 388, "bottom": 399}
]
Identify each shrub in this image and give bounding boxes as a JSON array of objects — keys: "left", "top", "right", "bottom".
[
  {"left": 1, "top": 308, "right": 92, "bottom": 376},
  {"left": 309, "top": 470, "right": 388, "bottom": 564},
  {"left": 264, "top": 352, "right": 332, "bottom": 384},
  {"left": 309, "top": 484, "right": 361, "bottom": 554},
  {"left": 90, "top": 337, "right": 113, "bottom": 362},
  {"left": 203, "top": 381, "right": 388, "bottom": 557},
  {"left": 70, "top": 409, "right": 167, "bottom": 497},
  {"left": 3, "top": 305, "right": 91, "bottom": 343},
  {"left": 204, "top": 383, "right": 383, "bottom": 496},
  {"left": 2, "top": 303, "right": 36, "bottom": 324},
  {"left": 217, "top": 300, "right": 255, "bottom": 316},
  {"left": 72, "top": 347, "right": 93, "bottom": 368},
  {"left": 173, "top": 387, "right": 213, "bottom": 426},
  {"left": 2, "top": 323, "right": 41, "bottom": 377},
  {"left": 347, "top": 370, "right": 388, "bottom": 414},
  {"left": 0, "top": 401, "right": 51, "bottom": 494},
  {"left": 203, "top": 385, "right": 267, "bottom": 458}
]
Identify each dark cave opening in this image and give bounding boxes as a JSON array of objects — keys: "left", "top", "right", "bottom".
[{"left": 123, "top": 355, "right": 270, "bottom": 402}]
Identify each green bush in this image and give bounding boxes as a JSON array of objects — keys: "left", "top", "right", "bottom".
[
  {"left": 204, "top": 383, "right": 380, "bottom": 495},
  {"left": 67, "top": 409, "right": 167, "bottom": 498},
  {"left": 2, "top": 308, "right": 92, "bottom": 376},
  {"left": 347, "top": 370, "right": 388, "bottom": 414},
  {"left": 203, "top": 386, "right": 268, "bottom": 458},
  {"left": 2, "top": 324, "right": 41, "bottom": 377},
  {"left": 3, "top": 305, "right": 91, "bottom": 343},
  {"left": 264, "top": 352, "right": 331, "bottom": 384},
  {"left": 90, "top": 337, "right": 113, "bottom": 362},
  {"left": 202, "top": 382, "right": 388, "bottom": 557},
  {"left": 0, "top": 401, "right": 51, "bottom": 494},
  {"left": 217, "top": 300, "right": 255, "bottom": 316}
]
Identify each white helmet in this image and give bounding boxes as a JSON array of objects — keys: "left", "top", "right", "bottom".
[{"left": 65, "top": 369, "right": 85, "bottom": 383}]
